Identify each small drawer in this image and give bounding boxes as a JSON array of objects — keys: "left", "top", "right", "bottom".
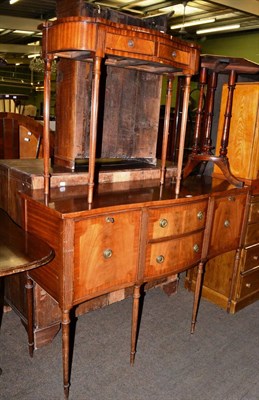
[
  {"left": 239, "top": 268, "right": 259, "bottom": 299},
  {"left": 244, "top": 222, "right": 259, "bottom": 246},
  {"left": 105, "top": 33, "right": 155, "bottom": 56},
  {"left": 158, "top": 43, "right": 190, "bottom": 65},
  {"left": 144, "top": 231, "right": 203, "bottom": 279},
  {"left": 148, "top": 200, "right": 207, "bottom": 240},
  {"left": 241, "top": 244, "right": 259, "bottom": 273},
  {"left": 248, "top": 200, "right": 259, "bottom": 224}
]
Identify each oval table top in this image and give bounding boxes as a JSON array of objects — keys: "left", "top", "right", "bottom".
[{"left": 0, "top": 208, "right": 54, "bottom": 278}]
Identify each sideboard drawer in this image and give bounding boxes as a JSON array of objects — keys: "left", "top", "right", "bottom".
[
  {"left": 158, "top": 43, "right": 190, "bottom": 66},
  {"left": 73, "top": 210, "right": 140, "bottom": 302},
  {"left": 144, "top": 231, "right": 203, "bottom": 280},
  {"left": 241, "top": 244, "right": 259, "bottom": 273},
  {"left": 148, "top": 200, "right": 207, "bottom": 240},
  {"left": 248, "top": 200, "right": 259, "bottom": 224},
  {"left": 244, "top": 222, "right": 259, "bottom": 246},
  {"left": 105, "top": 32, "right": 155, "bottom": 56},
  {"left": 239, "top": 268, "right": 259, "bottom": 298}
]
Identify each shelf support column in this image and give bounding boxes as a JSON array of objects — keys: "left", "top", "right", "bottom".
[{"left": 88, "top": 56, "right": 102, "bottom": 204}]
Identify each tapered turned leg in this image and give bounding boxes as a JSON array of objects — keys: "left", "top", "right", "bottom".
[
  {"left": 62, "top": 310, "right": 70, "bottom": 399},
  {"left": 227, "top": 248, "right": 241, "bottom": 313},
  {"left": 191, "top": 261, "right": 204, "bottom": 334},
  {"left": 130, "top": 285, "right": 141, "bottom": 366},
  {"left": 25, "top": 274, "right": 34, "bottom": 357}
]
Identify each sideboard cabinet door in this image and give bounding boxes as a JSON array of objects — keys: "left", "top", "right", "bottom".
[{"left": 73, "top": 210, "right": 141, "bottom": 303}]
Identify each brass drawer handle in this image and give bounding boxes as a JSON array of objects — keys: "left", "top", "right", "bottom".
[
  {"left": 172, "top": 51, "right": 177, "bottom": 57},
  {"left": 156, "top": 255, "right": 165, "bottom": 264},
  {"left": 193, "top": 244, "right": 199, "bottom": 253},
  {"left": 106, "top": 216, "right": 115, "bottom": 223},
  {"left": 253, "top": 255, "right": 258, "bottom": 261},
  {"left": 224, "top": 220, "right": 230, "bottom": 228},
  {"left": 245, "top": 283, "right": 251, "bottom": 288},
  {"left": 128, "top": 39, "right": 134, "bottom": 47},
  {"left": 159, "top": 218, "right": 168, "bottom": 228},
  {"left": 197, "top": 211, "right": 204, "bottom": 220},
  {"left": 103, "top": 249, "right": 113, "bottom": 259},
  {"left": 228, "top": 196, "right": 236, "bottom": 202}
]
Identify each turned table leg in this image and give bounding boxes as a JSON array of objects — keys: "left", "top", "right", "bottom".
[
  {"left": 191, "top": 261, "right": 205, "bottom": 334},
  {"left": 62, "top": 310, "right": 71, "bottom": 399},
  {"left": 130, "top": 284, "right": 141, "bottom": 366},
  {"left": 25, "top": 274, "right": 34, "bottom": 357}
]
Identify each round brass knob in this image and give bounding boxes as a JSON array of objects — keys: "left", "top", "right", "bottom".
[
  {"left": 172, "top": 51, "right": 177, "bottom": 57},
  {"left": 245, "top": 283, "right": 251, "bottom": 288},
  {"left": 103, "top": 249, "right": 113, "bottom": 259},
  {"left": 228, "top": 196, "right": 236, "bottom": 202},
  {"left": 106, "top": 217, "right": 115, "bottom": 223},
  {"left": 128, "top": 39, "right": 134, "bottom": 47},
  {"left": 156, "top": 255, "right": 165, "bottom": 264},
  {"left": 197, "top": 211, "right": 204, "bottom": 220},
  {"left": 224, "top": 220, "right": 230, "bottom": 228},
  {"left": 193, "top": 244, "right": 199, "bottom": 253},
  {"left": 159, "top": 218, "right": 168, "bottom": 228}
]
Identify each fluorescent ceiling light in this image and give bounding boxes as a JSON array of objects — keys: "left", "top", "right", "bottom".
[
  {"left": 9, "top": 0, "right": 20, "bottom": 4},
  {"left": 197, "top": 24, "right": 240, "bottom": 34},
  {"left": 13, "top": 30, "right": 35, "bottom": 35},
  {"left": 170, "top": 18, "right": 215, "bottom": 30},
  {"left": 27, "top": 53, "right": 41, "bottom": 58}
]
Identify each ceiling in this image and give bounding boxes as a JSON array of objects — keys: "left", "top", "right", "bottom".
[{"left": 0, "top": 0, "right": 259, "bottom": 65}]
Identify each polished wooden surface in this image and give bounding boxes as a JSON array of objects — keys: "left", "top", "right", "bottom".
[
  {"left": 0, "top": 208, "right": 54, "bottom": 277},
  {"left": 0, "top": 208, "right": 54, "bottom": 360},
  {"left": 20, "top": 177, "right": 248, "bottom": 398},
  {"left": 214, "top": 82, "right": 259, "bottom": 184}
]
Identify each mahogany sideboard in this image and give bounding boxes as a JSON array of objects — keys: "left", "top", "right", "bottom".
[{"left": 19, "top": 176, "right": 248, "bottom": 398}]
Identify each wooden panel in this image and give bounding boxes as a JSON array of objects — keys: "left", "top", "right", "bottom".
[
  {"left": 101, "top": 68, "right": 161, "bottom": 161},
  {"left": 145, "top": 231, "right": 203, "bottom": 280},
  {"left": 241, "top": 244, "right": 259, "bottom": 273},
  {"left": 73, "top": 210, "right": 140, "bottom": 302},
  {"left": 214, "top": 82, "right": 259, "bottom": 181},
  {"left": 148, "top": 200, "right": 207, "bottom": 240},
  {"left": 208, "top": 194, "right": 246, "bottom": 257},
  {"left": 25, "top": 202, "right": 62, "bottom": 302},
  {"left": 19, "top": 126, "right": 42, "bottom": 159}
]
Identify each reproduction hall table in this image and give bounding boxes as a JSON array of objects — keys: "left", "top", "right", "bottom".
[
  {"left": 0, "top": 208, "right": 54, "bottom": 372},
  {"left": 40, "top": 16, "right": 200, "bottom": 203}
]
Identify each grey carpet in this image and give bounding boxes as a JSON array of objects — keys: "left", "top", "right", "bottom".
[{"left": 1, "top": 277, "right": 259, "bottom": 400}]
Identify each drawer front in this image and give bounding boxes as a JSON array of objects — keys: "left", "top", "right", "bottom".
[
  {"left": 148, "top": 200, "right": 207, "bottom": 240},
  {"left": 239, "top": 269, "right": 259, "bottom": 299},
  {"left": 241, "top": 244, "right": 259, "bottom": 272},
  {"left": 248, "top": 200, "right": 259, "bottom": 224},
  {"left": 244, "top": 222, "right": 259, "bottom": 246},
  {"left": 209, "top": 194, "right": 246, "bottom": 257},
  {"left": 158, "top": 43, "right": 190, "bottom": 65},
  {"left": 144, "top": 231, "right": 203, "bottom": 280},
  {"left": 73, "top": 210, "right": 140, "bottom": 302},
  {"left": 106, "top": 33, "right": 155, "bottom": 56}
]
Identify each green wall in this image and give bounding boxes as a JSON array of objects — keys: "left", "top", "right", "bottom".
[{"left": 198, "top": 31, "right": 259, "bottom": 63}]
